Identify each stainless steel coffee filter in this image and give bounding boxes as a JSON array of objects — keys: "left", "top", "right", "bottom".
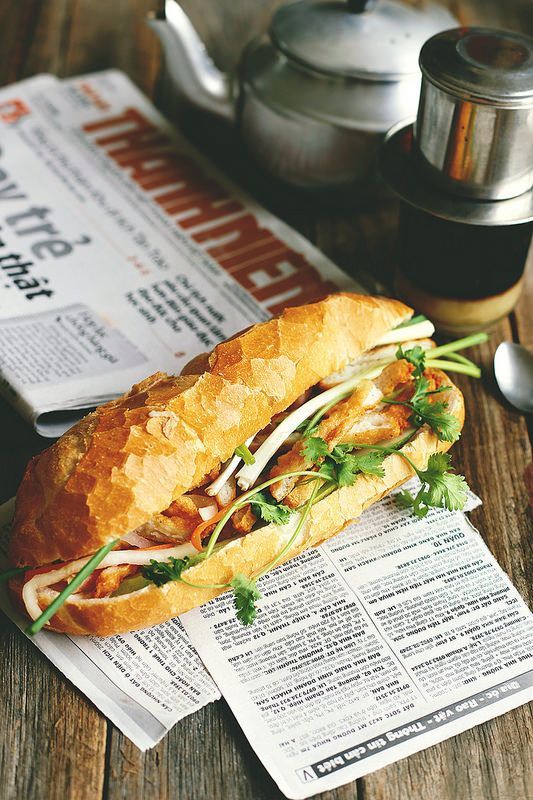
[{"left": 415, "top": 27, "right": 533, "bottom": 200}]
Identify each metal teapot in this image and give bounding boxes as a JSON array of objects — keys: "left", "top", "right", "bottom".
[{"left": 149, "top": 0, "right": 457, "bottom": 189}]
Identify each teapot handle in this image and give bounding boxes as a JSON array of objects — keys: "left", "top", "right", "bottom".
[{"left": 347, "top": 0, "right": 378, "bottom": 12}]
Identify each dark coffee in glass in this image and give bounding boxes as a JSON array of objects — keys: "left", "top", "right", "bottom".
[{"left": 394, "top": 202, "right": 532, "bottom": 335}]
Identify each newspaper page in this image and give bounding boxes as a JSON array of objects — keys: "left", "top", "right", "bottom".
[
  {"left": 181, "top": 487, "right": 533, "bottom": 799},
  {"left": 0, "top": 71, "right": 358, "bottom": 436},
  {"left": 0, "top": 499, "right": 220, "bottom": 750}
]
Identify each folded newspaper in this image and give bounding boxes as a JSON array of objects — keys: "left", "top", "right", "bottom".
[
  {"left": 1, "top": 72, "right": 533, "bottom": 799},
  {"left": 0, "top": 71, "right": 354, "bottom": 436}
]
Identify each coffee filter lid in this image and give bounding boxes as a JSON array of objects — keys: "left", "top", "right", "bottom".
[{"left": 420, "top": 27, "right": 533, "bottom": 107}]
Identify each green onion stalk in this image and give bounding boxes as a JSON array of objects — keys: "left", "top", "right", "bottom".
[
  {"left": 0, "top": 565, "right": 31, "bottom": 584},
  {"left": 25, "top": 539, "right": 120, "bottom": 636}
]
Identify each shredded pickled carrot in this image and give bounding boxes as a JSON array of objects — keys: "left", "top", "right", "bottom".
[{"left": 190, "top": 505, "right": 230, "bottom": 552}]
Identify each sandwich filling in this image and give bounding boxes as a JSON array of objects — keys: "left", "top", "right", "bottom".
[{"left": 15, "top": 319, "right": 486, "bottom": 629}]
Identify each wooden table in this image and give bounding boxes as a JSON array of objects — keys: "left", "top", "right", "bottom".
[{"left": 1, "top": 2, "right": 532, "bottom": 799}]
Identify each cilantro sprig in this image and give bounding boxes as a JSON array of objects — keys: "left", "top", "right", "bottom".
[
  {"left": 352, "top": 443, "right": 469, "bottom": 517},
  {"left": 142, "top": 554, "right": 205, "bottom": 586},
  {"left": 387, "top": 345, "right": 462, "bottom": 443},
  {"left": 141, "top": 441, "right": 387, "bottom": 626},
  {"left": 397, "top": 344, "right": 426, "bottom": 378},
  {"left": 250, "top": 491, "right": 294, "bottom": 524},
  {"left": 230, "top": 574, "right": 263, "bottom": 625},
  {"left": 300, "top": 429, "right": 468, "bottom": 520},
  {"left": 302, "top": 435, "right": 329, "bottom": 464},
  {"left": 139, "top": 469, "right": 336, "bottom": 625},
  {"left": 408, "top": 395, "right": 462, "bottom": 443},
  {"left": 141, "top": 550, "right": 267, "bottom": 626},
  {"left": 396, "top": 453, "right": 468, "bottom": 517},
  {"left": 318, "top": 443, "right": 386, "bottom": 486}
]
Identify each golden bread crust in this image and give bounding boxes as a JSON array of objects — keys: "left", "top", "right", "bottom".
[
  {"left": 10, "top": 375, "right": 464, "bottom": 636},
  {"left": 10, "top": 293, "right": 410, "bottom": 566}
]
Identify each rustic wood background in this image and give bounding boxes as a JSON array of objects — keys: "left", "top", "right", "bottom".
[{"left": 0, "top": 2, "right": 532, "bottom": 799}]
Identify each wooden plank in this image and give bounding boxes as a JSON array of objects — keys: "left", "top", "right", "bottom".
[
  {"left": 18, "top": 0, "right": 72, "bottom": 78},
  {"left": 62, "top": 0, "right": 161, "bottom": 94},
  {"left": 0, "top": 617, "right": 107, "bottom": 800},
  {"left": 0, "top": 0, "right": 39, "bottom": 84}
]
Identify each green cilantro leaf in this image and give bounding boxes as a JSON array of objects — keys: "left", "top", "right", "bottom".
[
  {"left": 333, "top": 450, "right": 386, "bottom": 487},
  {"left": 230, "top": 573, "right": 262, "bottom": 625},
  {"left": 409, "top": 374, "right": 430, "bottom": 405},
  {"left": 397, "top": 344, "right": 426, "bottom": 379},
  {"left": 396, "top": 453, "right": 468, "bottom": 517},
  {"left": 418, "top": 453, "right": 468, "bottom": 510},
  {"left": 250, "top": 491, "right": 294, "bottom": 524},
  {"left": 318, "top": 459, "right": 337, "bottom": 482},
  {"left": 141, "top": 555, "right": 203, "bottom": 586},
  {"left": 396, "top": 490, "right": 418, "bottom": 510},
  {"left": 335, "top": 456, "right": 361, "bottom": 487},
  {"left": 302, "top": 435, "right": 329, "bottom": 465},
  {"left": 348, "top": 449, "right": 386, "bottom": 478},
  {"left": 318, "top": 444, "right": 386, "bottom": 487},
  {"left": 329, "top": 443, "right": 353, "bottom": 462},
  {"left": 393, "top": 343, "right": 461, "bottom": 443},
  {"left": 410, "top": 396, "right": 461, "bottom": 443}
]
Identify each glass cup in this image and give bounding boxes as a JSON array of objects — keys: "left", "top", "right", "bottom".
[{"left": 394, "top": 202, "right": 532, "bottom": 336}]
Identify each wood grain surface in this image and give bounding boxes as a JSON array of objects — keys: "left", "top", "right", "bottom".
[{"left": 0, "top": 2, "right": 531, "bottom": 799}]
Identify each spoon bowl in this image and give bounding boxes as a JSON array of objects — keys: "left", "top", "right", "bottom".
[{"left": 494, "top": 342, "right": 533, "bottom": 414}]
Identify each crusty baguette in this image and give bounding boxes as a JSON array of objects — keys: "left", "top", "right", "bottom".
[
  {"left": 10, "top": 293, "right": 410, "bottom": 567},
  {"left": 9, "top": 374, "right": 464, "bottom": 637}
]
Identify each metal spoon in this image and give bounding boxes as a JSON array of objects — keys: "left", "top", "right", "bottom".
[{"left": 494, "top": 342, "right": 533, "bottom": 414}]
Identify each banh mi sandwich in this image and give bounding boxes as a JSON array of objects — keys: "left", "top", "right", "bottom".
[{"left": 4, "top": 293, "right": 487, "bottom": 636}]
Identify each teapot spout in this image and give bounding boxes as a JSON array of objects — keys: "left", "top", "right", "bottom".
[{"left": 148, "top": 0, "right": 235, "bottom": 122}]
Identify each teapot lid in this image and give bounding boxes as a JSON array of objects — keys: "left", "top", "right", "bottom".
[{"left": 270, "top": 0, "right": 457, "bottom": 80}]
